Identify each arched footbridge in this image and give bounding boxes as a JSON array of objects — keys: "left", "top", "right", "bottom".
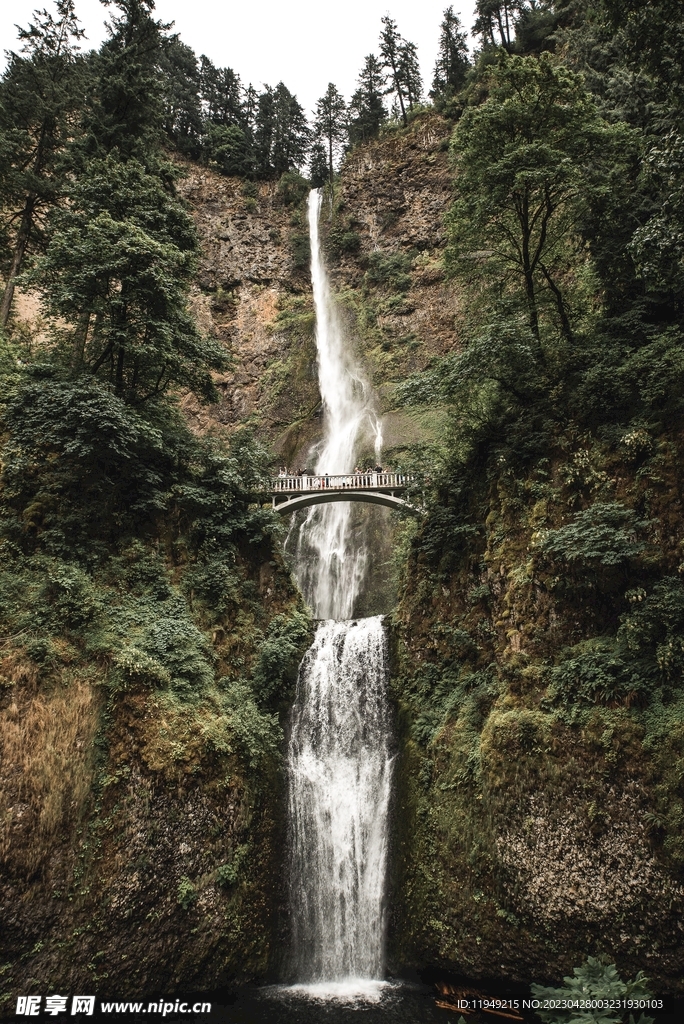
[{"left": 265, "top": 473, "right": 421, "bottom": 515}]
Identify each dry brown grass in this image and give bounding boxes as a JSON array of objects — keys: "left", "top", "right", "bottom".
[{"left": 0, "top": 655, "right": 99, "bottom": 873}]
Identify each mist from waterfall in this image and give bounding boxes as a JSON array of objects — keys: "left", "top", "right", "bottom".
[{"left": 286, "top": 189, "right": 394, "bottom": 994}]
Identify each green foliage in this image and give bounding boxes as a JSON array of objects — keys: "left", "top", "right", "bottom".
[
  {"left": 204, "top": 124, "right": 252, "bottom": 177},
  {"left": 313, "top": 83, "right": 346, "bottom": 185},
  {"left": 326, "top": 226, "right": 361, "bottom": 260},
  {"left": 446, "top": 52, "right": 634, "bottom": 343},
  {"left": 176, "top": 876, "right": 197, "bottom": 910},
  {"left": 216, "top": 844, "right": 250, "bottom": 887},
  {"left": 290, "top": 233, "right": 311, "bottom": 271},
  {"left": 349, "top": 55, "right": 387, "bottom": 145},
  {"left": 364, "top": 251, "right": 413, "bottom": 292},
  {"left": 276, "top": 171, "right": 309, "bottom": 208},
  {"left": 215, "top": 680, "right": 282, "bottom": 765},
  {"left": 0, "top": 0, "right": 85, "bottom": 326},
  {"left": 539, "top": 503, "right": 649, "bottom": 569},
  {"left": 531, "top": 956, "right": 654, "bottom": 1024},
  {"left": 28, "top": 156, "right": 226, "bottom": 404},
  {"left": 251, "top": 611, "right": 312, "bottom": 703}
]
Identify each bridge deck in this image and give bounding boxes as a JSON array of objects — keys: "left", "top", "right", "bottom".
[{"left": 270, "top": 472, "right": 409, "bottom": 497}]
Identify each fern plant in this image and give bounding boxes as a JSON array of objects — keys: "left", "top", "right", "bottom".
[{"left": 531, "top": 957, "right": 655, "bottom": 1024}]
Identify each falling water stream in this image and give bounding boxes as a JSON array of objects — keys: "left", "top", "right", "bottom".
[{"left": 285, "top": 189, "right": 394, "bottom": 997}]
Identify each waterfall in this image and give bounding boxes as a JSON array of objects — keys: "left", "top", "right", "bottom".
[
  {"left": 287, "top": 618, "right": 393, "bottom": 984},
  {"left": 288, "top": 189, "right": 382, "bottom": 621},
  {"left": 285, "top": 189, "right": 393, "bottom": 993}
]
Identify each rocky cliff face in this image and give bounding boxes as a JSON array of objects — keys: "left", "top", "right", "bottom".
[
  {"left": 175, "top": 167, "right": 321, "bottom": 467},
  {"left": 175, "top": 115, "right": 459, "bottom": 470}
]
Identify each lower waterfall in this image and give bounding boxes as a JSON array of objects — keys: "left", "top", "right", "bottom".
[
  {"left": 287, "top": 617, "right": 393, "bottom": 984},
  {"left": 285, "top": 189, "right": 394, "bottom": 992}
]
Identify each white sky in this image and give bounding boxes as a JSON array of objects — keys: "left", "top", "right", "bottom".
[{"left": 1, "top": 0, "right": 477, "bottom": 118}]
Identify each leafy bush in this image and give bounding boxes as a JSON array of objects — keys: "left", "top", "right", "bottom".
[
  {"left": 216, "top": 679, "right": 282, "bottom": 764},
  {"left": 176, "top": 876, "right": 197, "bottom": 910},
  {"left": 216, "top": 844, "right": 249, "bottom": 887},
  {"left": 277, "top": 171, "right": 309, "bottom": 207},
  {"left": 251, "top": 611, "right": 311, "bottom": 703},
  {"left": 531, "top": 956, "right": 654, "bottom": 1024},
  {"left": 549, "top": 578, "right": 684, "bottom": 707},
  {"left": 290, "top": 232, "right": 311, "bottom": 270},
  {"left": 363, "top": 251, "right": 413, "bottom": 292},
  {"left": 539, "top": 503, "right": 649, "bottom": 568},
  {"left": 326, "top": 226, "right": 361, "bottom": 258}
]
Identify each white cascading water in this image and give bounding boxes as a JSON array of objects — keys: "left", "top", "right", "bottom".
[
  {"left": 288, "top": 188, "right": 383, "bottom": 621},
  {"left": 286, "top": 189, "right": 394, "bottom": 995},
  {"left": 287, "top": 618, "right": 393, "bottom": 985}
]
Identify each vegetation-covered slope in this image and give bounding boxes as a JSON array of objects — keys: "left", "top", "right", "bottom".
[
  {"left": 0, "top": 1, "right": 311, "bottom": 1004},
  {"left": 382, "top": 1, "right": 684, "bottom": 992}
]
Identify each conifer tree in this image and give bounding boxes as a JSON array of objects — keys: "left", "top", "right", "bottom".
[
  {"left": 161, "top": 36, "right": 202, "bottom": 157},
  {"left": 253, "top": 83, "right": 308, "bottom": 178},
  {"left": 272, "top": 82, "right": 309, "bottom": 177},
  {"left": 313, "top": 83, "right": 347, "bottom": 186},
  {"left": 379, "top": 16, "right": 408, "bottom": 126},
  {"left": 473, "top": 1, "right": 526, "bottom": 52},
  {"left": 379, "top": 17, "right": 421, "bottom": 126},
  {"left": 431, "top": 7, "right": 470, "bottom": 99},
  {"left": 348, "top": 55, "right": 386, "bottom": 145},
  {"left": 399, "top": 40, "right": 423, "bottom": 111},
  {"left": 82, "top": 0, "right": 169, "bottom": 161},
  {"left": 199, "top": 55, "right": 244, "bottom": 127},
  {"left": 0, "top": 0, "right": 84, "bottom": 327},
  {"left": 31, "top": 156, "right": 226, "bottom": 402},
  {"left": 309, "top": 140, "right": 329, "bottom": 188}
]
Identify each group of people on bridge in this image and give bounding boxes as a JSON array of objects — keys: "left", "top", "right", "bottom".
[
  {"left": 277, "top": 465, "right": 386, "bottom": 478},
  {"left": 272, "top": 466, "right": 409, "bottom": 493}
]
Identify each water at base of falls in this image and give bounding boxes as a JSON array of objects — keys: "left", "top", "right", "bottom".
[{"left": 287, "top": 617, "right": 394, "bottom": 985}]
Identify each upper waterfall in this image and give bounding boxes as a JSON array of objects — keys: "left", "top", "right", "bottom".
[{"left": 288, "top": 189, "right": 383, "bottom": 620}]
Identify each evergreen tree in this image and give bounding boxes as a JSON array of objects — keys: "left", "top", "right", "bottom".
[
  {"left": 313, "top": 83, "right": 347, "bottom": 186},
  {"left": 379, "top": 17, "right": 421, "bottom": 126},
  {"left": 82, "top": 0, "right": 169, "bottom": 161},
  {"left": 0, "top": 0, "right": 84, "bottom": 328},
  {"left": 398, "top": 40, "right": 423, "bottom": 111},
  {"left": 431, "top": 7, "right": 470, "bottom": 99},
  {"left": 309, "top": 140, "right": 329, "bottom": 188},
  {"left": 160, "top": 35, "right": 202, "bottom": 157},
  {"left": 272, "top": 82, "right": 309, "bottom": 177},
  {"left": 473, "top": 1, "right": 526, "bottom": 52},
  {"left": 254, "top": 83, "right": 308, "bottom": 179},
  {"left": 348, "top": 54, "right": 386, "bottom": 145},
  {"left": 379, "top": 16, "right": 408, "bottom": 126},
  {"left": 30, "top": 156, "right": 226, "bottom": 402},
  {"left": 198, "top": 55, "right": 244, "bottom": 127}
]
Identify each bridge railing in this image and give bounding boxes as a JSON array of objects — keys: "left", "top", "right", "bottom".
[{"left": 271, "top": 472, "right": 411, "bottom": 492}]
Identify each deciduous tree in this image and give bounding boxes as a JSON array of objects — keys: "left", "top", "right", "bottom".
[{"left": 446, "top": 53, "right": 631, "bottom": 348}]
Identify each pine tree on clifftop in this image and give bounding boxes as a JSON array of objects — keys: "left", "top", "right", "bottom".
[
  {"left": 0, "top": 0, "right": 84, "bottom": 328},
  {"left": 313, "top": 83, "right": 347, "bottom": 186}
]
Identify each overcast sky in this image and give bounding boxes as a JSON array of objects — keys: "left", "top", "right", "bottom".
[{"left": 1, "top": 0, "right": 477, "bottom": 117}]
